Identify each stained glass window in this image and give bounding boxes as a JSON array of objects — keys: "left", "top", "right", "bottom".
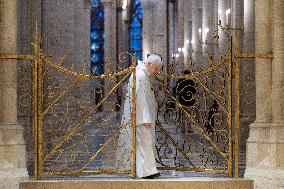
[
  {"left": 129, "top": 0, "right": 143, "bottom": 61},
  {"left": 91, "top": 0, "right": 104, "bottom": 75}
]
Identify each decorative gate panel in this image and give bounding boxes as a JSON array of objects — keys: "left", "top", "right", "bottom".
[
  {"left": 35, "top": 52, "right": 137, "bottom": 177},
  {"left": 153, "top": 30, "right": 233, "bottom": 175}
]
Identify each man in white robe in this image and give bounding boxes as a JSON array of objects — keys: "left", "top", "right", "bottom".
[{"left": 116, "top": 53, "right": 162, "bottom": 179}]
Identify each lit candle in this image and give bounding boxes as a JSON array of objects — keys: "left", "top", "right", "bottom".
[
  {"left": 205, "top": 28, "right": 209, "bottom": 34},
  {"left": 226, "top": 9, "right": 231, "bottom": 26},
  {"left": 122, "top": 0, "right": 127, "bottom": 9},
  {"left": 198, "top": 28, "right": 202, "bottom": 40},
  {"left": 204, "top": 28, "right": 209, "bottom": 41},
  {"left": 218, "top": 9, "right": 221, "bottom": 25}
]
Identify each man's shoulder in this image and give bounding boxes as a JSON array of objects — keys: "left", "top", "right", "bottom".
[{"left": 136, "top": 67, "right": 147, "bottom": 79}]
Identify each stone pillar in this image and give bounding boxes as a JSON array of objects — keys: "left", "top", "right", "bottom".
[
  {"left": 141, "top": 0, "right": 153, "bottom": 60},
  {"left": 192, "top": 0, "right": 202, "bottom": 66},
  {"left": 217, "top": 0, "right": 230, "bottom": 54},
  {"left": 102, "top": 0, "right": 117, "bottom": 73},
  {"left": 152, "top": 0, "right": 167, "bottom": 67},
  {"left": 101, "top": 0, "right": 117, "bottom": 110},
  {"left": 268, "top": 0, "right": 284, "bottom": 185},
  {"left": 245, "top": 0, "right": 272, "bottom": 169},
  {"left": 184, "top": 0, "right": 192, "bottom": 69},
  {"left": 245, "top": 2, "right": 284, "bottom": 188},
  {"left": 232, "top": 0, "right": 243, "bottom": 39},
  {"left": 232, "top": 0, "right": 243, "bottom": 58},
  {"left": 244, "top": 0, "right": 275, "bottom": 188},
  {"left": 0, "top": 0, "right": 28, "bottom": 188},
  {"left": 42, "top": 0, "right": 76, "bottom": 68},
  {"left": 141, "top": 0, "right": 167, "bottom": 111},
  {"left": 271, "top": 0, "right": 284, "bottom": 129},
  {"left": 177, "top": 0, "right": 184, "bottom": 71},
  {"left": 242, "top": 0, "right": 255, "bottom": 124},
  {"left": 116, "top": 1, "right": 129, "bottom": 112},
  {"left": 141, "top": 0, "right": 167, "bottom": 65},
  {"left": 238, "top": 0, "right": 255, "bottom": 167},
  {"left": 117, "top": 1, "right": 129, "bottom": 67},
  {"left": 202, "top": 0, "right": 215, "bottom": 55},
  {"left": 74, "top": 1, "right": 91, "bottom": 69}
]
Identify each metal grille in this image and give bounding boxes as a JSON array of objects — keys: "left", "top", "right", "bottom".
[{"left": 0, "top": 23, "right": 274, "bottom": 179}]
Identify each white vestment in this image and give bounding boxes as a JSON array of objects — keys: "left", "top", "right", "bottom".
[{"left": 116, "top": 61, "right": 158, "bottom": 178}]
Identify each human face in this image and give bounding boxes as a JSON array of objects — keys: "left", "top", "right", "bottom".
[{"left": 147, "top": 62, "right": 161, "bottom": 75}]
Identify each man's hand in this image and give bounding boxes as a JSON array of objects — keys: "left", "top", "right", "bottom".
[{"left": 143, "top": 123, "right": 152, "bottom": 129}]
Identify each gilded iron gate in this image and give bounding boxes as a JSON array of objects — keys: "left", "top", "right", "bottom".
[
  {"left": 153, "top": 29, "right": 234, "bottom": 176},
  {"left": 32, "top": 33, "right": 138, "bottom": 177},
  {"left": 32, "top": 27, "right": 236, "bottom": 178},
  {"left": 1, "top": 25, "right": 139, "bottom": 178},
  {"left": 0, "top": 24, "right": 274, "bottom": 179},
  {"left": 34, "top": 55, "right": 138, "bottom": 178}
]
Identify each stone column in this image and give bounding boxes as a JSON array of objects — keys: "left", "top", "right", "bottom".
[
  {"left": 117, "top": 1, "right": 129, "bottom": 67},
  {"left": 101, "top": 0, "right": 117, "bottom": 110},
  {"left": 116, "top": 1, "right": 129, "bottom": 112},
  {"left": 232, "top": 0, "right": 243, "bottom": 59},
  {"left": 192, "top": 0, "right": 202, "bottom": 66},
  {"left": 177, "top": 0, "right": 184, "bottom": 71},
  {"left": 217, "top": 0, "right": 230, "bottom": 54},
  {"left": 245, "top": 2, "right": 284, "bottom": 188},
  {"left": 242, "top": 0, "right": 255, "bottom": 122},
  {"left": 0, "top": 0, "right": 28, "bottom": 188},
  {"left": 268, "top": 0, "right": 284, "bottom": 185},
  {"left": 232, "top": 0, "right": 243, "bottom": 37},
  {"left": 141, "top": 0, "right": 153, "bottom": 60},
  {"left": 141, "top": 0, "right": 167, "bottom": 66},
  {"left": 271, "top": 0, "right": 284, "bottom": 129},
  {"left": 141, "top": 0, "right": 167, "bottom": 111},
  {"left": 74, "top": 1, "right": 91, "bottom": 69},
  {"left": 239, "top": 0, "right": 255, "bottom": 160},
  {"left": 244, "top": 0, "right": 273, "bottom": 186},
  {"left": 184, "top": 0, "right": 192, "bottom": 69},
  {"left": 42, "top": 0, "right": 76, "bottom": 68},
  {"left": 202, "top": 0, "right": 215, "bottom": 55},
  {"left": 152, "top": 0, "right": 167, "bottom": 69},
  {"left": 102, "top": 0, "right": 117, "bottom": 73}
]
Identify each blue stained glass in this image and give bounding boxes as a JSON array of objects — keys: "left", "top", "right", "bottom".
[
  {"left": 91, "top": 43, "right": 99, "bottom": 51},
  {"left": 90, "top": 31, "right": 99, "bottom": 41},
  {"left": 134, "top": 0, "right": 140, "bottom": 6},
  {"left": 91, "top": 54, "right": 99, "bottom": 62},
  {"left": 91, "top": 0, "right": 104, "bottom": 75},
  {"left": 91, "top": 23, "right": 97, "bottom": 30},
  {"left": 97, "top": 11, "right": 104, "bottom": 18},
  {"left": 131, "top": 17, "right": 141, "bottom": 27},
  {"left": 92, "top": 0, "right": 99, "bottom": 8},
  {"left": 130, "top": 0, "right": 143, "bottom": 61}
]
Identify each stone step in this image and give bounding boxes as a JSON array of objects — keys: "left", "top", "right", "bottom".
[{"left": 20, "top": 178, "right": 253, "bottom": 189}]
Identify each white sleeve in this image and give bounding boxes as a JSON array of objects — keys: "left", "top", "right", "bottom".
[{"left": 135, "top": 73, "right": 155, "bottom": 125}]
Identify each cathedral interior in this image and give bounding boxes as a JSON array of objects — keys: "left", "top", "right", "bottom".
[{"left": 0, "top": 0, "right": 283, "bottom": 189}]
